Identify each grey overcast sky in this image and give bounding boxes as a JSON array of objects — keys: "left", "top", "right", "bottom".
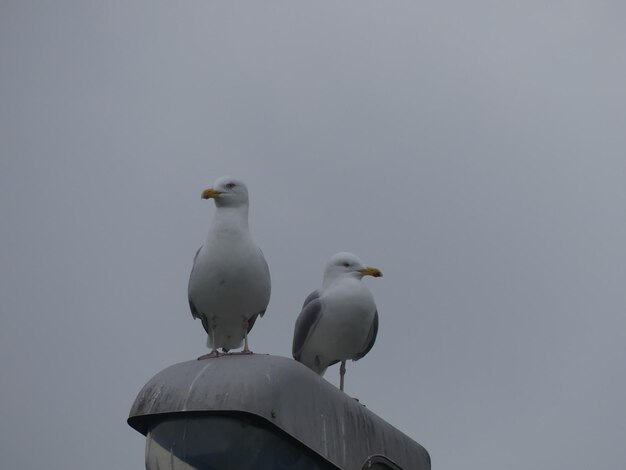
[{"left": 1, "top": 1, "right": 625, "bottom": 469}]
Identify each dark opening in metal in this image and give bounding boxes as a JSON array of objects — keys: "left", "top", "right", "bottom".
[{"left": 146, "top": 413, "right": 339, "bottom": 470}]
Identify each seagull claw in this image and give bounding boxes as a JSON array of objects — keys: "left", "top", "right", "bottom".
[{"left": 197, "top": 350, "right": 222, "bottom": 360}]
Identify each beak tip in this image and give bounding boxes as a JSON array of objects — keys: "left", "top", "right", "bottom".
[
  {"left": 201, "top": 188, "right": 221, "bottom": 200},
  {"left": 360, "top": 267, "right": 382, "bottom": 278}
]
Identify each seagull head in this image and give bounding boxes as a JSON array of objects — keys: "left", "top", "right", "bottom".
[
  {"left": 323, "top": 252, "right": 382, "bottom": 286},
  {"left": 201, "top": 176, "right": 249, "bottom": 208}
]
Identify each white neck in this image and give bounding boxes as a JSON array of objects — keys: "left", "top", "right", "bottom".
[
  {"left": 208, "top": 205, "right": 250, "bottom": 237},
  {"left": 322, "top": 272, "right": 361, "bottom": 290}
]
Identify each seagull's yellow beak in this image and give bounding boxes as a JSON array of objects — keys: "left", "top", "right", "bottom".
[
  {"left": 201, "top": 188, "right": 222, "bottom": 199},
  {"left": 358, "top": 266, "right": 383, "bottom": 278}
]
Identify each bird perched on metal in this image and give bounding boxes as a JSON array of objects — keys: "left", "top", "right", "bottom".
[
  {"left": 188, "top": 176, "right": 271, "bottom": 359},
  {"left": 292, "top": 252, "right": 382, "bottom": 391}
]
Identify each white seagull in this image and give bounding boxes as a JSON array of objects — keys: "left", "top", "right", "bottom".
[
  {"left": 188, "top": 176, "right": 271, "bottom": 359},
  {"left": 292, "top": 252, "right": 382, "bottom": 391}
]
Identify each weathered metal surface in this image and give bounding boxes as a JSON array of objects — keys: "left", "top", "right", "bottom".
[{"left": 128, "top": 354, "right": 430, "bottom": 470}]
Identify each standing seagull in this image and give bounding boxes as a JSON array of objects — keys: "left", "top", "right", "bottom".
[
  {"left": 188, "top": 176, "right": 271, "bottom": 359},
  {"left": 292, "top": 252, "right": 382, "bottom": 391}
]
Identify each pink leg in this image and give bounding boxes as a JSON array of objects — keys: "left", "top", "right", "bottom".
[
  {"left": 340, "top": 360, "right": 346, "bottom": 391},
  {"left": 230, "top": 318, "right": 253, "bottom": 355},
  {"left": 198, "top": 317, "right": 222, "bottom": 360},
  {"left": 242, "top": 325, "right": 252, "bottom": 354}
]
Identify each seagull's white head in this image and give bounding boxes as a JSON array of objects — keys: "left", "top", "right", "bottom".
[
  {"left": 201, "top": 176, "right": 249, "bottom": 208},
  {"left": 323, "top": 252, "right": 382, "bottom": 287}
]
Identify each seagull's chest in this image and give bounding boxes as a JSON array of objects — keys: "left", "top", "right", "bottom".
[
  {"left": 318, "top": 283, "right": 376, "bottom": 351},
  {"left": 194, "top": 255, "right": 262, "bottom": 289},
  {"left": 189, "top": 233, "right": 269, "bottom": 310}
]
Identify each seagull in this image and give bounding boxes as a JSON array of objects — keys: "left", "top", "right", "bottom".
[
  {"left": 292, "top": 252, "right": 382, "bottom": 391},
  {"left": 188, "top": 176, "right": 271, "bottom": 359}
]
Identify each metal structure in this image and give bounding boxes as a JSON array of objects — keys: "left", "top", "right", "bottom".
[{"left": 128, "top": 354, "right": 430, "bottom": 470}]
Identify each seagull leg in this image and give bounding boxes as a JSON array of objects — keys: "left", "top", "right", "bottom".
[
  {"left": 228, "top": 317, "right": 254, "bottom": 355},
  {"left": 340, "top": 360, "right": 347, "bottom": 391},
  {"left": 197, "top": 317, "right": 221, "bottom": 360},
  {"left": 243, "top": 330, "right": 251, "bottom": 353},
  {"left": 241, "top": 317, "right": 253, "bottom": 354}
]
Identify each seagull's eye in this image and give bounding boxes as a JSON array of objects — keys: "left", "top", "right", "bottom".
[
  {"left": 225, "top": 182, "right": 236, "bottom": 189},
  {"left": 343, "top": 262, "right": 350, "bottom": 267}
]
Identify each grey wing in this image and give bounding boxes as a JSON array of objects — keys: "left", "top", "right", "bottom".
[
  {"left": 257, "top": 247, "right": 271, "bottom": 318},
  {"left": 292, "top": 291, "right": 322, "bottom": 361},
  {"left": 245, "top": 247, "right": 271, "bottom": 332},
  {"left": 188, "top": 246, "right": 205, "bottom": 324},
  {"left": 355, "top": 310, "right": 378, "bottom": 360},
  {"left": 301, "top": 289, "right": 320, "bottom": 309}
]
